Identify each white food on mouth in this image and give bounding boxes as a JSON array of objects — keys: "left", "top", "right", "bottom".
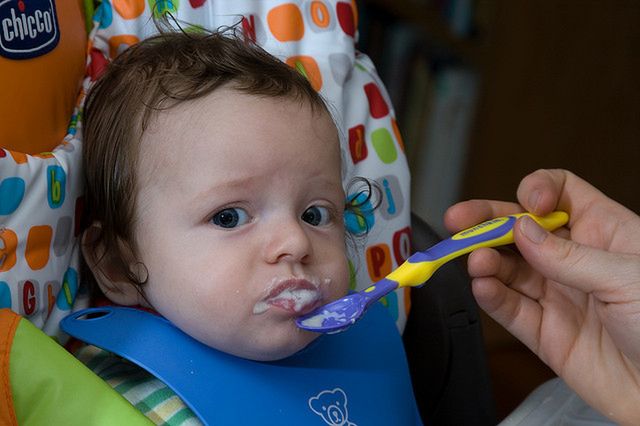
[
  {"left": 252, "top": 288, "right": 321, "bottom": 314},
  {"left": 253, "top": 301, "right": 269, "bottom": 314}
]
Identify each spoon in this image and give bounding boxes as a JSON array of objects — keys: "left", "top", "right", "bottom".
[{"left": 296, "top": 211, "right": 569, "bottom": 333}]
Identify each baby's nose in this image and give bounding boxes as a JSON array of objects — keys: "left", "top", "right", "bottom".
[{"left": 263, "top": 219, "right": 312, "bottom": 264}]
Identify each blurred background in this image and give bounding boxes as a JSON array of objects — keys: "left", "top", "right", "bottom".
[{"left": 355, "top": 0, "right": 640, "bottom": 421}]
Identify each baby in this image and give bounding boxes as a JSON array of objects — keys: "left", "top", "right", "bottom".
[{"left": 81, "top": 30, "right": 351, "bottom": 363}]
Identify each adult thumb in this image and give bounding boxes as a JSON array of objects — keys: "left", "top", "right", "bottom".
[{"left": 513, "top": 216, "right": 635, "bottom": 294}]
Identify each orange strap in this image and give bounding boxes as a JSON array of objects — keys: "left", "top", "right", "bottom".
[
  {"left": 0, "top": 309, "right": 19, "bottom": 426},
  {"left": 0, "top": 0, "right": 86, "bottom": 154}
]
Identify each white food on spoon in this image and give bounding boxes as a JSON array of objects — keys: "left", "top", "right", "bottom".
[{"left": 299, "top": 310, "right": 347, "bottom": 328}]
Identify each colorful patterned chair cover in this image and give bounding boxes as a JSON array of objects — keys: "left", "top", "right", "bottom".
[{"left": 0, "top": 1, "right": 424, "bottom": 424}]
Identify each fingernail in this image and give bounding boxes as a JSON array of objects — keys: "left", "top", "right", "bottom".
[
  {"left": 520, "top": 216, "right": 547, "bottom": 244},
  {"left": 528, "top": 190, "right": 541, "bottom": 212}
]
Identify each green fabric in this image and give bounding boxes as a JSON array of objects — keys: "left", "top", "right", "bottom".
[
  {"left": 10, "top": 317, "right": 153, "bottom": 426},
  {"left": 84, "top": 0, "right": 95, "bottom": 33}
]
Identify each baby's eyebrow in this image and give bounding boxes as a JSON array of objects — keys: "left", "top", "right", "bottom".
[
  {"left": 315, "top": 179, "right": 346, "bottom": 196},
  {"left": 191, "top": 176, "right": 261, "bottom": 200},
  {"left": 188, "top": 172, "right": 344, "bottom": 208}
]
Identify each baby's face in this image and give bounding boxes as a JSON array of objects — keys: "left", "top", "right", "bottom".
[{"left": 131, "top": 88, "right": 348, "bottom": 361}]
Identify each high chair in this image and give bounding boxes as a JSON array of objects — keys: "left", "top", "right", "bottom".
[{"left": 0, "top": 1, "right": 494, "bottom": 424}]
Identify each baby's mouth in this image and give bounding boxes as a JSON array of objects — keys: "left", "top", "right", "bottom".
[{"left": 253, "top": 278, "right": 324, "bottom": 315}]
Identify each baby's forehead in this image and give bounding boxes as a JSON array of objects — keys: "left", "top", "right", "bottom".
[
  {"left": 142, "top": 86, "right": 336, "bottom": 143},
  {"left": 135, "top": 89, "right": 340, "bottom": 187}
]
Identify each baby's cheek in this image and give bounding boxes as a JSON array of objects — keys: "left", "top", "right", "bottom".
[
  {"left": 338, "top": 257, "right": 351, "bottom": 293},
  {"left": 329, "top": 262, "right": 350, "bottom": 299}
]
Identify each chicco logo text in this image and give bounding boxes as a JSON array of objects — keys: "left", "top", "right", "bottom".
[{"left": 0, "top": 0, "right": 59, "bottom": 59}]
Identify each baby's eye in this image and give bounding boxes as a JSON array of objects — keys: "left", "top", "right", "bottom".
[
  {"left": 211, "top": 208, "right": 250, "bottom": 229},
  {"left": 302, "top": 206, "right": 331, "bottom": 226}
]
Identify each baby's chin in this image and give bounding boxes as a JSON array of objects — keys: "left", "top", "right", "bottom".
[{"left": 223, "top": 327, "right": 321, "bottom": 362}]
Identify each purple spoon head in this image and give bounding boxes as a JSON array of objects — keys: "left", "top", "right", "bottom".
[{"left": 295, "top": 293, "right": 368, "bottom": 333}]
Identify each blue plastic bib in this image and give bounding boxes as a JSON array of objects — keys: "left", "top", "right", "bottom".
[{"left": 62, "top": 303, "right": 422, "bottom": 425}]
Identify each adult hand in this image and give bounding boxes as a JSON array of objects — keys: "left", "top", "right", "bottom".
[{"left": 444, "top": 169, "right": 640, "bottom": 425}]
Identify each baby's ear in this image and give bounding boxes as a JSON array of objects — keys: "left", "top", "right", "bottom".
[{"left": 81, "top": 223, "right": 146, "bottom": 306}]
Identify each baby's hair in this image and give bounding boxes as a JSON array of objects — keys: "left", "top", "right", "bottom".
[
  {"left": 343, "top": 177, "right": 383, "bottom": 272},
  {"left": 345, "top": 177, "right": 382, "bottom": 236},
  {"left": 82, "top": 28, "right": 334, "bottom": 293}
]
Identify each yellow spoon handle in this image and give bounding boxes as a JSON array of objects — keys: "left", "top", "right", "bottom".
[{"left": 386, "top": 211, "right": 569, "bottom": 288}]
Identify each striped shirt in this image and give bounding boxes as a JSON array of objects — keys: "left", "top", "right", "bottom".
[{"left": 74, "top": 345, "right": 202, "bottom": 425}]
